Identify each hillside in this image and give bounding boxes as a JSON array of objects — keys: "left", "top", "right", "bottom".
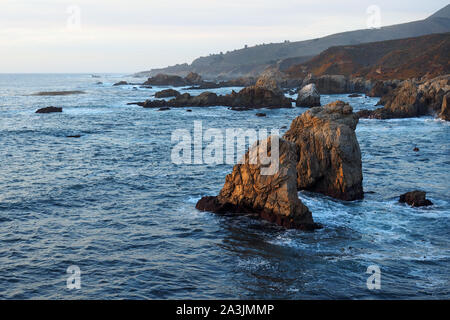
[
  {"left": 135, "top": 5, "right": 450, "bottom": 79},
  {"left": 285, "top": 32, "right": 450, "bottom": 80}
]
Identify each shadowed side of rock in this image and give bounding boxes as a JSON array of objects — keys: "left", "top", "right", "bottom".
[
  {"left": 399, "top": 190, "right": 433, "bottom": 207},
  {"left": 439, "top": 93, "right": 450, "bottom": 121},
  {"left": 35, "top": 106, "right": 63, "bottom": 113},
  {"left": 196, "top": 137, "right": 319, "bottom": 230},
  {"left": 283, "top": 101, "right": 364, "bottom": 201}
]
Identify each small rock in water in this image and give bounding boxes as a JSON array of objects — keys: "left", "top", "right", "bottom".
[
  {"left": 348, "top": 93, "right": 362, "bottom": 98},
  {"left": 256, "top": 113, "right": 266, "bottom": 117},
  {"left": 413, "top": 147, "right": 419, "bottom": 152},
  {"left": 113, "top": 81, "right": 128, "bottom": 86},
  {"left": 35, "top": 106, "right": 62, "bottom": 114},
  {"left": 67, "top": 135, "right": 81, "bottom": 138},
  {"left": 158, "top": 107, "right": 170, "bottom": 111},
  {"left": 31, "top": 91, "right": 85, "bottom": 96},
  {"left": 186, "top": 109, "right": 192, "bottom": 112},
  {"left": 399, "top": 190, "right": 433, "bottom": 207}
]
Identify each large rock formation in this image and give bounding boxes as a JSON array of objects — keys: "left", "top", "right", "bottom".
[
  {"left": 143, "top": 74, "right": 188, "bottom": 86},
  {"left": 399, "top": 190, "right": 433, "bottom": 207},
  {"left": 358, "top": 75, "right": 450, "bottom": 119},
  {"left": 296, "top": 83, "right": 321, "bottom": 107},
  {"left": 283, "top": 101, "right": 364, "bottom": 200},
  {"left": 439, "top": 92, "right": 450, "bottom": 121},
  {"left": 196, "top": 137, "right": 318, "bottom": 230},
  {"left": 135, "top": 86, "right": 292, "bottom": 109}
]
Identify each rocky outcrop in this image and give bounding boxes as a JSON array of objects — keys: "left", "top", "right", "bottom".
[
  {"left": 283, "top": 101, "right": 364, "bottom": 201},
  {"left": 358, "top": 75, "right": 450, "bottom": 119},
  {"left": 227, "top": 86, "right": 292, "bottom": 109},
  {"left": 143, "top": 74, "right": 187, "bottom": 86},
  {"left": 439, "top": 93, "right": 450, "bottom": 121},
  {"left": 35, "top": 106, "right": 62, "bottom": 113},
  {"left": 296, "top": 83, "right": 321, "bottom": 107},
  {"left": 185, "top": 72, "right": 203, "bottom": 85},
  {"left": 154, "top": 89, "right": 180, "bottom": 98},
  {"left": 399, "top": 190, "right": 433, "bottom": 207},
  {"left": 136, "top": 86, "right": 292, "bottom": 109},
  {"left": 196, "top": 137, "right": 319, "bottom": 230},
  {"left": 255, "top": 68, "right": 285, "bottom": 94},
  {"left": 302, "top": 74, "right": 373, "bottom": 94},
  {"left": 185, "top": 77, "right": 256, "bottom": 90},
  {"left": 367, "top": 80, "right": 399, "bottom": 97}
]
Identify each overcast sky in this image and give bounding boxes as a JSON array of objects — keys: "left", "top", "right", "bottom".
[{"left": 0, "top": 0, "right": 448, "bottom": 73}]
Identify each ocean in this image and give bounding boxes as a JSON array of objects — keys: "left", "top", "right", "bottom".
[{"left": 0, "top": 73, "right": 449, "bottom": 299}]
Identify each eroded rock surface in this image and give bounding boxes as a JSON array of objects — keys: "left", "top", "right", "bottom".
[
  {"left": 283, "top": 101, "right": 364, "bottom": 200},
  {"left": 196, "top": 137, "right": 318, "bottom": 230}
]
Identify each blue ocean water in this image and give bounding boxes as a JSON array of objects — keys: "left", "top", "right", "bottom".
[{"left": 0, "top": 73, "right": 448, "bottom": 299}]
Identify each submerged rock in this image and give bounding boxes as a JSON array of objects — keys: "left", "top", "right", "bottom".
[
  {"left": 283, "top": 101, "right": 364, "bottom": 201},
  {"left": 296, "top": 83, "right": 321, "bottom": 107},
  {"left": 399, "top": 190, "right": 433, "bottom": 207},
  {"left": 31, "top": 91, "right": 85, "bottom": 96},
  {"left": 35, "top": 106, "right": 63, "bottom": 113},
  {"left": 196, "top": 137, "right": 319, "bottom": 230},
  {"left": 113, "top": 81, "right": 128, "bottom": 86}
]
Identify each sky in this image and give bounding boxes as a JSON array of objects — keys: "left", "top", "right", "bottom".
[{"left": 0, "top": 0, "right": 448, "bottom": 73}]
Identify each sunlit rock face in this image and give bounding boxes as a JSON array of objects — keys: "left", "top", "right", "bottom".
[
  {"left": 296, "top": 83, "right": 321, "bottom": 107},
  {"left": 283, "top": 100, "right": 364, "bottom": 201},
  {"left": 196, "top": 137, "right": 318, "bottom": 230}
]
